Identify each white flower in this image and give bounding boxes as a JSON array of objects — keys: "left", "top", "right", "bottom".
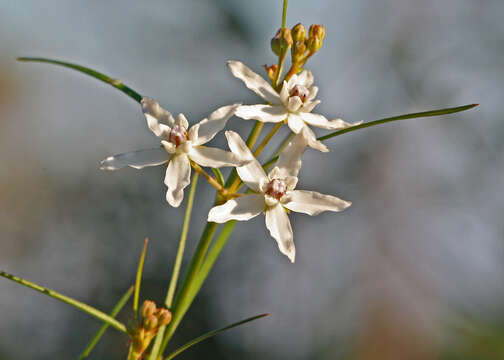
[
  {"left": 228, "top": 60, "right": 360, "bottom": 153},
  {"left": 207, "top": 131, "right": 352, "bottom": 262},
  {"left": 101, "top": 97, "right": 246, "bottom": 207}
]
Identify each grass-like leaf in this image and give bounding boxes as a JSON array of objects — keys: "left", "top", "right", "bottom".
[
  {"left": 79, "top": 286, "right": 134, "bottom": 359},
  {"left": 17, "top": 57, "right": 142, "bottom": 103},
  {"left": 0, "top": 270, "right": 127, "bottom": 333},
  {"left": 318, "top": 103, "right": 478, "bottom": 141},
  {"left": 133, "top": 238, "right": 149, "bottom": 316},
  {"left": 164, "top": 313, "right": 269, "bottom": 360}
]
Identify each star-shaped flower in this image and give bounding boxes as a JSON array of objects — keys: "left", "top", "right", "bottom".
[
  {"left": 101, "top": 98, "right": 246, "bottom": 207},
  {"left": 228, "top": 60, "right": 360, "bottom": 152},
  {"left": 207, "top": 131, "right": 352, "bottom": 262}
]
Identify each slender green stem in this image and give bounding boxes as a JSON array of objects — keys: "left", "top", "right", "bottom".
[
  {"left": 253, "top": 122, "right": 283, "bottom": 157},
  {"left": 148, "top": 174, "right": 199, "bottom": 360},
  {"left": 159, "top": 222, "right": 219, "bottom": 353},
  {"left": 133, "top": 238, "right": 149, "bottom": 316},
  {"left": 79, "top": 286, "right": 134, "bottom": 359},
  {"left": 164, "top": 313, "right": 269, "bottom": 360},
  {"left": 17, "top": 57, "right": 142, "bottom": 103},
  {"left": 0, "top": 270, "right": 127, "bottom": 333},
  {"left": 281, "top": 0, "right": 288, "bottom": 29},
  {"left": 318, "top": 103, "right": 479, "bottom": 141}
]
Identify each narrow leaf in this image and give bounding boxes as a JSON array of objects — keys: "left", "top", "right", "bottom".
[
  {"left": 318, "top": 103, "right": 478, "bottom": 141},
  {"left": 0, "top": 270, "right": 127, "bottom": 333},
  {"left": 134, "top": 238, "right": 149, "bottom": 316},
  {"left": 164, "top": 313, "right": 269, "bottom": 360},
  {"left": 211, "top": 168, "right": 225, "bottom": 187},
  {"left": 79, "top": 286, "right": 134, "bottom": 359},
  {"left": 17, "top": 57, "right": 142, "bottom": 103}
]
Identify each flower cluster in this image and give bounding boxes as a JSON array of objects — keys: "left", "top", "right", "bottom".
[{"left": 101, "top": 23, "right": 354, "bottom": 262}]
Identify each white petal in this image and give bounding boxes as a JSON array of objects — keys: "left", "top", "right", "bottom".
[
  {"left": 301, "top": 126, "right": 329, "bottom": 152},
  {"left": 283, "top": 190, "right": 352, "bottom": 215},
  {"left": 100, "top": 148, "right": 170, "bottom": 170},
  {"left": 208, "top": 194, "right": 265, "bottom": 223},
  {"left": 175, "top": 113, "right": 189, "bottom": 130},
  {"left": 265, "top": 204, "right": 295, "bottom": 263},
  {"left": 191, "top": 104, "right": 240, "bottom": 146},
  {"left": 235, "top": 105, "right": 287, "bottom": 123},
  {"left": 165, "top": 154, "right": 191, "bottom": 207},
  {"left": 307, "top": 86, "right": 319, "bottom": 101},
  {"left": 225, "top": 131, "right": 268, "bottom": 191},
  {"left": 275, "top": 133, "right": 308, "bottom": 177},
  {"left": 189, "top": 146, "right": 247, "bottom": 168},
  {"left": 297, "top": 70, "right": 314, "bottom": 88},
  {"left": 287, "top": 113, "right": 305, "bottom": 134},
  {"left": 227, "top": 60, "right": 280, "bottom": 104},
  {"left": 141, "top": 97, "right": 174, "bottom": 138},
  {"left": 279, "top": 81, "right": 290, "bottom": 105},
  {"left": 302, "top": 99, "right": 321, "bottom": 113},
  {"left": 267, "top": 167, "right": 299, "bottom": 190},
  {"left": 287, "top": 96, "right": 303, "bottom": 113},
  {"left": 161, "top": 140, "right": 177, "bottom": 154},
  {"left": 301, "top": 113, "right": 357, "bottom": 130}
]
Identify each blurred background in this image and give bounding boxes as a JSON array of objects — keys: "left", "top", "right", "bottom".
[{"left": 1, "top": 0, "right": 503, "bottom": 359}]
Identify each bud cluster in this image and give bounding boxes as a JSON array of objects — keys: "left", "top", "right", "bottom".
[{"left": 128, "top": 300, "right": 172, "bottom": 359}]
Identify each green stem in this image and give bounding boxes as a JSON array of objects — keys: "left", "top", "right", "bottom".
[
  {"left": 79, "top": 286, "right": 134, "bottom": 359},
  {"left": 281, "top": 0, "right": 288, "bottom": 30},
  {"left": 133, "top": 238, "right": 149, "bottom": 317},
  {"left": 17, "top": 57, "right": 142, "bottom": 103},
  {"left": 0, "top": 270, "right": 127, "bottom": 333},
  {"left": 159, "top": 222, "right": 219, "bottom": 353}
]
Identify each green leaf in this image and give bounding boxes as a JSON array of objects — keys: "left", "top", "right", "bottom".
[
  {"left": 318, "top": 103, "right": 479, "bottom": 141},
  {"left": 133, "top": 238, "right": 149, "bottom": 316},
  {"left": 211, "top": 168, "right": 225, "bottom": 187},
  {"left": 164, "top": 313, "right": 269, "bottom": 360},
  {"left": 17, "top": 57, "right": 142, "bottom": 103},
  {"left": 79, "top": 286, "right": 134, "bottom": 359},
  {"left": 0, "top": 270, "right": 128, "bottom": 333}
]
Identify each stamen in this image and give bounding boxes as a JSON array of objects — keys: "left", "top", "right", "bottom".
[
  {"left": 168, "top": 125, "right": 188, "bottom": 146},
  {"left": 289, "top": 85, "right": 309, "bottom": 103},
  {"left": 265, "top": 178, "right": 287, "bottom": 200}
]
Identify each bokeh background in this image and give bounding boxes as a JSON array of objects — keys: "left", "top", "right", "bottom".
[{"left": 1, "top": 0, "right": 503, "bottom": 359}]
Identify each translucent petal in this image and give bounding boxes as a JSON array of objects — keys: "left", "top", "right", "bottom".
[
  {"left": 227, "top": 60, "right": 281, "bottom": 105},
  {"left": 100, "top": 148, "right": 170, "bottom": 170},
  {"left": 235, "top": 105, "right": 287, "bottom": 123},
  {"left": 191, "top": 104, "right": 240, "bottom": 146},
  {"left": 189, "top": 146, "right": 247, "bottom": 168},
  {"left": 282, "top": 190, "right": 352, "bottom": 215},
  {"left": 301, "top": 113, "right": 357, "bottom": 130},
  {"left": 225, "top": 131, "right": 268, "bottom": 191},
  {"left": 297, "top": 70, "right": 314, "bottom": 88},
  {"left": 301, "top": 126, "right": 329, "bottom": 152},
  {"left": 207, "top": 194, "right": 265, "bottom": 223},
  {"left": 141, "top": 97, "right": 174, "bottom": 138},
  {"left": 265, "top": 204, "right": 295, "bottom": 263},
  {"left": 164, "top": 154, "right": 191, "bottom": 207}
]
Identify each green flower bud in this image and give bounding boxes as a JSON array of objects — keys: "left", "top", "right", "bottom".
[
  {"left": 157, "top": 308, "right": 172, "bottom": 326},
  {"left": 144, "top": 315, "right": 158, "bottom": 331},
  {"left": 291, "top": 23, "right": 306, "bottom": 43},
  {"left": 271, "top": 28, "right": 293, "bottom": 56},
  {"left": 307, "top": 35, "right": 323, "bottom": 53},
  {"left": 141, "top": 300, "right": 157, "bottom": 318},
  {"left": 309, "top": 24, "right": 326, "bottom": 41},
  {"left": 292, "top": 41, "right": 307, "bottom": 63}
]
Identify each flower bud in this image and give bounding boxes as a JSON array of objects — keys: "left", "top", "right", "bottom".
[
  {"left": 157, "top": 308, "right": 172, "bottom": 326},
  {"left": 291, "top": 23, "right": 306, "bottom": 43},
  {"left": 271, "top": 28, "right": 293, "bottom": 56},
  {"left": 292, "top": 41, "right": 307, "bottom": 63},
  {"left": 141, "top": 300, "right": 157, "bottom": 318},
  {"left": 307, "top": 35, "right": 323, "bottom": 53},
  {"left": 309, "top": 24, "right": 326, "bottom": 41},
  {"left": 144, "top": 315, "right": 158, "bottom": 331},
  {"left": 264, "top": 64, "right": 278, "bottom": 82}
]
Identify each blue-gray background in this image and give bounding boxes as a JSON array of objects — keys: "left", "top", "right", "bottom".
[{"left": 1, "top": 1, "right": 503, "bottom": 359}]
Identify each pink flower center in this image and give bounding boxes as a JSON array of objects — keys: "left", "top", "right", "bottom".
[
  {"left": 265, "top": 179, "right": 287, "bottom": 200},
  {"left": 289, "top": 85, "right": 309, "bottom": 103},
  {"left": 169, "top": 125, "right": 188, "bottom": 147}
]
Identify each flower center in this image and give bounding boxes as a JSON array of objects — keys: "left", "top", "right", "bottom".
[
  {"left": 289, "top": 85, "right": 309, "bottom": 103},
  {"left": 168, "top": 125, "right": 188, "bottom": 146},
  {"left": 265, "top": 179, "right": 287, "bottom": 200}
]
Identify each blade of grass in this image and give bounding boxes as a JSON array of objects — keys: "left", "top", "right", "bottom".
[
  {"left": 318, "top": 103, "right": 479, "bottom": 141},
  {"left": 164, "top": 313, "right": 269, "bottom": 360},
  {"left": 0, "top": 270, "right": 127, "bottom": 333},
  {"left": 79, "top": 286, "right": 134, "bottom": 359},
  {"left": 17, "top": 57, "right": 142, "bottom": 103},
  {"left": 133, "top": 238, "right": 149, "bottom": 317}
]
